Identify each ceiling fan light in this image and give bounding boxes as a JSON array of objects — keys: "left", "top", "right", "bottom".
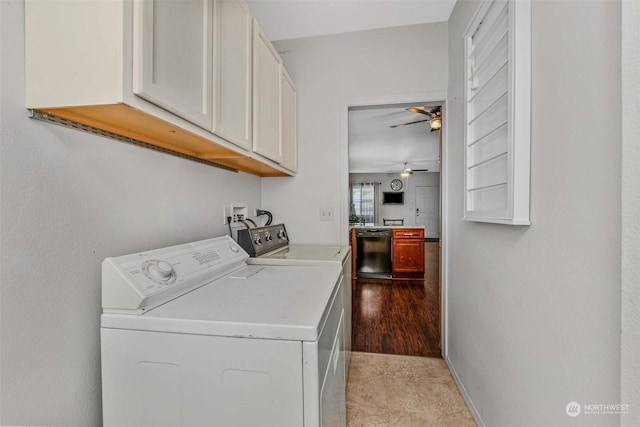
[
  {"left": 400, "top": 162, "right": 412, "bottom": 178},
  {"left": 430, "top": 117, "right": 442, "bottom": 130}
]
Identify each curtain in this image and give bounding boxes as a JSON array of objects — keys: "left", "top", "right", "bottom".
[{"left": 350, "top": 182, "right": 380, "bottom": 224}]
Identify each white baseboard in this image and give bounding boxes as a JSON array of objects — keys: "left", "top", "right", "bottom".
[{"left": 445, "top": 355, "right": 486, "bottom": 427}]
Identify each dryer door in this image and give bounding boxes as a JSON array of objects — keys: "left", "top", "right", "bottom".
[
  {"left": 320, "top": 311, "right": 346, "bottom": 427},
  {"left": 101, "top": 328, "right": 304, "bottom": 427}
]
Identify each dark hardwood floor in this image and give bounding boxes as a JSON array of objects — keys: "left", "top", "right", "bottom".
[{"left": 352, "top": 242, "right": 441, "bottom": 358}]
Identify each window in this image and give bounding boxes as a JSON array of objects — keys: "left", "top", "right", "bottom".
[
  {"left": 464, "top": 0, "right": 531, "bottom": 225},
  {"left": 350, "top": 183, "right": 379, "bottom": 224}
]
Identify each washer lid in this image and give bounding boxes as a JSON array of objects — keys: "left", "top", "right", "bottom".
[
  {"left": 249, "top": 245, "right": 351, "bottom": 266},
  {"left": 101, "top": 264, "right": 342, "bottom": 342}
]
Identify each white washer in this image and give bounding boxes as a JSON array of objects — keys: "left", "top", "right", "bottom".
[
  {"left": 101, "top": 236, "right": 345, "bottom": 427},
  {"left": 245, "top": 243, "right": 353, "bottom": 373}
]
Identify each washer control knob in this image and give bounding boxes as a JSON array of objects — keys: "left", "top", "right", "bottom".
[
  {"left": 277, "top": 230, "right": 284, "bottom": 239},
  {"left": 254, "top": 236, "right": 262, "bottom": 245},
  {"left": 265, "top": 234, "right": 272, "bottom": 242},
  {"left": 148, "top": 261, "right": 174, "bottom": 281}
]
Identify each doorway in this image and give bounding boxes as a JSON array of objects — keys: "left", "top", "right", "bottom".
[{"left": 343, "top": 95, "right": 447, "bottom": 358}]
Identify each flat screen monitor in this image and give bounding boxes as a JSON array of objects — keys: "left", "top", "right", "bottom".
[{"left": 382, "top": 192, "right": 404, "bottom": 205}]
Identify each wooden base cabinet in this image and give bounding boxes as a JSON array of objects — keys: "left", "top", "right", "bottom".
[{"left": 392, "top": 229, "right": 425, "bottom": 278}]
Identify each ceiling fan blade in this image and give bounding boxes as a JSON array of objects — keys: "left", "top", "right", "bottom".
[
  {"left": 390, "top": 118, "right": 430, "bottom": 128},
  {"left": 406, "top": 107, "right": 432, "bottom": 116},
  {"left": 406, "top": 105, "right": 442, "bottom": 118}
]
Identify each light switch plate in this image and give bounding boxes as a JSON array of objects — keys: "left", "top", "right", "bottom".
[{"left": 320, "top": 207, "right": 334, "bottom": 221}]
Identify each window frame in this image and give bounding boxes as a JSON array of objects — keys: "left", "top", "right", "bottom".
[
  {"left": 463, "top": 0, "right": 531, "bottom": 225},
  {"left": 350, "top": 183, "right": 376, "bottom": 224}
]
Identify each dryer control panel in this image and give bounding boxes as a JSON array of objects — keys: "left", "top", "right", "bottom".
[
  {"left": 102, "top": 236, "right": 248, "bottom": 314},
  {"left": 236, "top": 224, "right": 289, "bottom": 257}
]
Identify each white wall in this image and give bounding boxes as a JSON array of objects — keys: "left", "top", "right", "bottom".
[
  {"left": 621, "top": 0, "right": 640, "bottom": 425},
  {"left": 0, "top": 1, "right": 262, "bottom": 425},
  {"left": 261, "top": 22, "right": 448, "bottom": 245},
  {"left": 349, "top": 172, "right": 439, "bottom": 227},
  {"left": 446, "top": 1, "right": 621, "bottom": 426}
]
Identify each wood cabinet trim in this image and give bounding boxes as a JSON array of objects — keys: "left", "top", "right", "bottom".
[{"left": 35, "top": 104, "right": 290, "bottom": 177}]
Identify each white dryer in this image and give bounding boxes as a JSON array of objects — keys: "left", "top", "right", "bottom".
[
  {"left": 101, "top": 236, "right": 345, "bottom": 427},
  {"left": 236, "top": 225, "right": 352, "bottom": 373}
]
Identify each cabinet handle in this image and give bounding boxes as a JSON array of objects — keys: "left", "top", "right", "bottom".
[{"left": 404, "top": 233, "right": 414, "bottom": 236}]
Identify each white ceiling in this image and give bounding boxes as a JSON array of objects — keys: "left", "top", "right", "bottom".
[
  {"left": 348, "top": 103, "right": 441, "bottom": 174},
  {"left": 246, "top": 0, "right": 456, "bottom": 41}
]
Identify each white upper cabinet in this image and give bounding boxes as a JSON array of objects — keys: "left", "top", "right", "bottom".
[
  {"left": 25, "top": 0, "right": 296, "bottom": 177},
  {"left": 214, "top": 0, "right": 253, "bottom": 150},
  {"left": 463, "top": 0, "right": 531, "bottom": 225},
  {"left": 281, "top": 69, "right": 297, "bottom": 173},
  {"left": 252, "top": 20, "right": 283, "bottom": 164},
  {"left": 25, "top": 0, "right": 124, "bottom": 107},
  {"left": 134, "top": 0, "right": 214, "bottom": 130}
]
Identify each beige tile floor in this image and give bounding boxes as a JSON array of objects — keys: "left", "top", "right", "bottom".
[{"left": 346, "top": 352, "right": 477, "bottom": 427}]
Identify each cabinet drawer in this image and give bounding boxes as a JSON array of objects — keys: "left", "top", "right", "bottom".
[{"left": 392, "top": 229, "right": 424, "bottom": 239}]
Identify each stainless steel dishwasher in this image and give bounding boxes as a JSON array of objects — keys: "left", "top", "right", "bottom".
[{"left": 355, "top": 228, "right": 392, "bottom": 278}]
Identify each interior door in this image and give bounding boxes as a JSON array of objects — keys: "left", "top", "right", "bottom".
[{"left": 415, "top": 186, "right": 439, "bottom": 238}]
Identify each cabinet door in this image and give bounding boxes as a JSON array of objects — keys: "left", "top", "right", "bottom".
[
  {"left": 280, "top": 68, "right": 297, "bottom": 172},
  {"left": 134, "top": 0, "right": 214, "bottom": 129},
  {"left": 392, "top": 239, "right": 425, "bottom": 274},
  {"left": 214, "top": 0, "right": 252, "bottom": 150},
  {"left": 252, "top": 20, "right": 282, "bottom": 163}
]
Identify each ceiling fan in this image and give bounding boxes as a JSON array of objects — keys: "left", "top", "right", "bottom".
[
  {"left": 391, "top": 105, "right": 442, "bottom": 132},
  {"left": 400, "top": 162, "right": 429, "bottom": 177}
]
